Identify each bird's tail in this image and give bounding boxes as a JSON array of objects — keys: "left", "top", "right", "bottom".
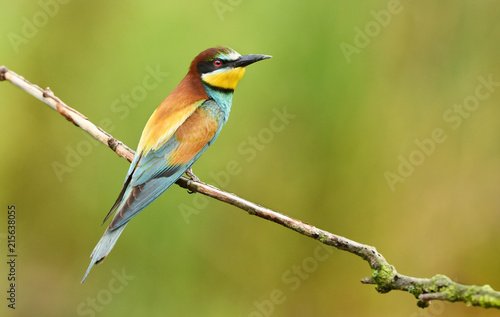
[{"left": 81, "top": 224, "right": 128, "bottom": 283}]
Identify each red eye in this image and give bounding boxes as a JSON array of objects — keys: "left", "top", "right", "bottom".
[{"left": 214, "top": 59, "right": 222, "bottom": 67}]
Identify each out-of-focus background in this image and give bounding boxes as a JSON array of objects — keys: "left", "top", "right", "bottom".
[{"left": 1, "top": 1, "right": 500, "bottom": 316}]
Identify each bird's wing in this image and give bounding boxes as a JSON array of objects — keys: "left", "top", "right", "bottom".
[
  {"left": 101, "top": 99, "right": 204, "bottom": 225},
  {"left": 104, "top": 100, "right": 222, "bottom": 230}
]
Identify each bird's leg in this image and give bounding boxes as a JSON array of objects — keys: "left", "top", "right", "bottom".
[
  {"left": 185, "top": 168, "right": 200, "bottom": 194},
  {"left": 186, "top": 167, "right": 200, "bottom": 182}
]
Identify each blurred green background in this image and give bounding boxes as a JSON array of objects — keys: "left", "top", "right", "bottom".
[{"left": 1, "top": 0, "right": 500, "bottom": 316}]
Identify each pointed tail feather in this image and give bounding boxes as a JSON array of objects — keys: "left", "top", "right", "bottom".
[{"left": 81, "top": 224, "right": 128, "bottom": 283}]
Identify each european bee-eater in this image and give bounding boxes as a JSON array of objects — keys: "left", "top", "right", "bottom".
[{"left": 82, "top": 47, "right": 270, "bottom": 282}]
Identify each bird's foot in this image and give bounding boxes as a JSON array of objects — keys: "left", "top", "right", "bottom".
[
  {"left": 186, "top": 168, "right": 200, "bottom": 194},
  {"left": 186, "top": 168, "right": 200, "bottom": 182}
]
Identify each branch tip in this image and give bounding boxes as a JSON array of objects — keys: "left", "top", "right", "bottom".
[
  {"left": 361, "top": 277, "right": 375, "bottom": 284},
  {"left": 0, "top": 66, "right": 7, "bottom": 81}
]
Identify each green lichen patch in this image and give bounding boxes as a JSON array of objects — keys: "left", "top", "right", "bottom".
[{"left": 372, "top": 264, "right": 395, "bottom": 294}]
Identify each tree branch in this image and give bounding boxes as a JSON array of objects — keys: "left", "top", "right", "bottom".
[{"left": 2, "top": 65, "right": 499, "bottom": 309}]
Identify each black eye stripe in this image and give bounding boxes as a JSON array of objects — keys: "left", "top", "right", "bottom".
[{"left": 197, "top": 59, "right": 230, "bottom": 74}]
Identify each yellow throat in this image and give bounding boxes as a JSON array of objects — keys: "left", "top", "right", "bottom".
[{"left": 201, "top": 67, "right": 246, "bottom": 90}]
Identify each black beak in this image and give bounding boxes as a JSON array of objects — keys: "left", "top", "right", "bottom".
[{"left": 232, "top": 54, "right": 272, "bottom": 68}]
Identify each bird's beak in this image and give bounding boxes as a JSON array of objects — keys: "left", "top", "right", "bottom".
[{"left": 233, "top": 54, "right": 272, "bottom": 68}]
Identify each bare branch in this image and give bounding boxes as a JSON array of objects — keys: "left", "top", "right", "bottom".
[{"left": 2, "top": 65, "right": 500, "bottom": 309}]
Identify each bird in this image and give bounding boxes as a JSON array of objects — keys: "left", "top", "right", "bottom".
[{"left": 82, "top": 47, "right": 271, "bottom": 283}]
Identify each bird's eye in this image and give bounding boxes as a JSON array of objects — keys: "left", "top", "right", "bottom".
[{"left": 213, "top": 59, "right": 222, "bottom": 67}]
